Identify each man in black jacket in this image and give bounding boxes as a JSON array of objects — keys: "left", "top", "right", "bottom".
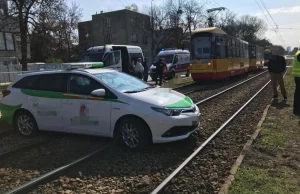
[
  {"left": 143, "top": 57, "right": 149, "bottom": 82},
  {"left": 268, "top": 53, "right": 287, "bottom": 100},
  {"left": 154, "top": 58, "right": 163, "bottom": 86}
]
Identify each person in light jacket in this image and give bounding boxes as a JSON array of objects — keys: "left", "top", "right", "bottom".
[{"left": 134, "top": 58, "right": 144, "bottom": 79}]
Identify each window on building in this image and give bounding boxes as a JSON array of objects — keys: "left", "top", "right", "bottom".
[
  {"left": 0, "top": 32, "right": 5, "bottom": 50},
  {"left": 142, "top": 34, "right": 148, "bottom": 44},
  {"left": 131, "top": 34, "right": 138, "bottom": 43},
  {"left": 105, "top": 18, "right": 111, "bottom": 27},
  {"left": 5, "top": 33, "right": 14, "bottom": 50},
  {"left": 130, "top": 18, "right": 136, "bottom": 26},
  {"left": 0, "top": 8, "right": 4, "bottom": 15},
  {"left": 0, "top": 32, "right": 15, "bottom": 51},
  {"left": 106, "top": 33, "right": 112, "bottom": 43}
]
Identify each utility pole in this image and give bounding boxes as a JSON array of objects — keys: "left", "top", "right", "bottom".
[{"left": 151, "top": 0, "right": 154, "bottom": 64}]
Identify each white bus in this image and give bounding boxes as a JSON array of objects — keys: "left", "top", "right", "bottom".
[{"left": 81, "top": 45, "right": 144, "bottom": 74}]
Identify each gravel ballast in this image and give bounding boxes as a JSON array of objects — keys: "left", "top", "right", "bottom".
[
  {"left": 0, "top": 134, "right": 110, "bottom": 194},
  {"left": 28, "top": 72, "right": 272, "bottom": 194}
]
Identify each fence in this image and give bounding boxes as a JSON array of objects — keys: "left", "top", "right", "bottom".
[{"left": 0, "top": 63, "right": 63, "bottom": 84}]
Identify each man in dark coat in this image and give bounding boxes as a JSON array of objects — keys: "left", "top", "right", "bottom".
[
  {"left": 154, "top": 58, "right": 163, "bottom": 86},
  {"left": 268, "top": 52, "right": 287, "bottom": 100},
  {"left": 143, "top": 57, "right": 149, "bottom": 82}
]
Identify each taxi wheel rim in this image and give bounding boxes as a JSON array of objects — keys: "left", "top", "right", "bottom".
[
  {"left": 17, "top": 115, "right": 34, "bottom": 136},
  {"left": 121, "top": 123, "right": 139, "bottom": 148}
]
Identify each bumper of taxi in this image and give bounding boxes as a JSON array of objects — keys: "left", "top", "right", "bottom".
[{"left": 144, "top": 107, "right": 201, "bottom": 143}]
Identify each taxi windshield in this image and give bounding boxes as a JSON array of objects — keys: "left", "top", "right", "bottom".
[{"left": 93, "top": 72, "right": 152, "bottom": 93}]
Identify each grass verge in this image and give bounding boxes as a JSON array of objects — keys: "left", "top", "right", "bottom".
[{"left": 228, "top": 68, "right": 300, "bottom": 194}]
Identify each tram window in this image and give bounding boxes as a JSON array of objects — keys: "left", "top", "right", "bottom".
[{"left": 215, "top": 36, "right": 225, "bottom": 58}]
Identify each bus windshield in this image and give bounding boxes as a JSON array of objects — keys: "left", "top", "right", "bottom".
[
  {"left": 81, "top": 52, "right": 104, "bottom": 62},
  {"left": 154, "top": 54, "right": 174, "bottom": 64},
  {"left": 192, "top": 36, "right": 211, "bottom": 59}
]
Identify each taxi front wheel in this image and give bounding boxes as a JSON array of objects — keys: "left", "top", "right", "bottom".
[
  {"left": 13, "top": 110, "right": 39, "bottom": 137},
  {"left": 115, "top": 117, "right": 151, "bottom": 150}
]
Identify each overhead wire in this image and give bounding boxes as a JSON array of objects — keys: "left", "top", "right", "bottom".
[
  {"left": 254, "top": 0, "right": 285, "bottom": 46},
  {"left": 259, "top": 0, "right": 286, "bottom": 45}
]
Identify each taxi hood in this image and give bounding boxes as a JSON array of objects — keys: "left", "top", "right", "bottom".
[{"left": 129, "top": 87, "right": 193, "bottom": 108}]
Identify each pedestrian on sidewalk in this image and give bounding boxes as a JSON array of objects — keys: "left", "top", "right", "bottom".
[
  {"left": 292, "top": 49, "right": 300, "bottom": 115},
  {"left": 134, "top": 58, "right": 144, "bottom": 80},
  {"left": 268, "top": 49, "right": 287, "bottom": 100}
]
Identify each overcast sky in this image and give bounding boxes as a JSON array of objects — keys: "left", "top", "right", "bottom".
[{"left": 70, "top": 0, "right": 300, "bottom": 49}]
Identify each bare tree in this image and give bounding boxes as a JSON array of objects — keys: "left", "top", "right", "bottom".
[
  {"left": 5, "top": 0, "right": 63, "bottom": 71},
  {"left": 56, "top": 2, "right": 82, "bottom": 61},
  {"left": 183, "top": 0, "right": 204, "bottom": 34},
  {"left": 125, "top": 3, "right": 138, "bottom": 12},
  {"left": 133, "top": 5, "right": 174, "bottom": 61}
]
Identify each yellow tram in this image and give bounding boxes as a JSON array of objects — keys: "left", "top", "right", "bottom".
[{"left": 190, "top": 27, "right": 264, "bottom": 81}]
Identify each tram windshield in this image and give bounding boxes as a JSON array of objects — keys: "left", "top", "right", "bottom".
[{"left": 192, "top": 36, "right": 211, "bottom": 59}]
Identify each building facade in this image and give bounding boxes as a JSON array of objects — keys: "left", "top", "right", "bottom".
[{"left": 78, "top": 9, "right": 151, "bottom": 58}]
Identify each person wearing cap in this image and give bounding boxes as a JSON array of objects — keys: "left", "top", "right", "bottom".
[
  {"left": 134, "top": 58, "right": 144, "bottom": 79},
  {"left": 268, "top": 48, "right": 287, "bottom": 100},
  {"left": 292, "top": 49, "right": 300, "bottom": 115}
]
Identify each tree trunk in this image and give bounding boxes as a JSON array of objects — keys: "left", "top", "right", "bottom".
[{"left": 19, "top": 15, "right": 28, "bottom": 71}]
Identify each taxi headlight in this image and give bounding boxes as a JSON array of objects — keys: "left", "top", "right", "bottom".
[{"left": 151, "top": 107, "right": 182, "bottom": 116}]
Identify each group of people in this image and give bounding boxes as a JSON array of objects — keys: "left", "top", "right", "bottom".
[
  {"left": 267, "top": 48, "right": 300, "bottom": 115},
  {"left": 129, "top": 57, "right": 168, "bottom": 86},
  {"left": 129, "top": 58, "right": 149, "bottom": 82}
]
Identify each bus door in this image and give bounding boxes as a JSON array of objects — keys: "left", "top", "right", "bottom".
[
  {"left": 102, "top": 50, "right": 122, "bottom": 72},
  {"left": 113, "top": 46, "right": 130, "bottom": 74}
]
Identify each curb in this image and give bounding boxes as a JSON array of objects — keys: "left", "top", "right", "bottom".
[{"left": 218, "top": 104, "right": 271, "bottom": 194}]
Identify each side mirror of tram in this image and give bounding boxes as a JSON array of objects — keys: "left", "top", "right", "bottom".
[{"left": 91, "top": 89, "right": 106, "bottom": 97}]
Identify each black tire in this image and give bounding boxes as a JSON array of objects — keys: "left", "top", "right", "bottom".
[
  {"left": 115, "top": 117, "right": 151, "bottom": 151},
  {"left": 13, "top": 110, "right": 39, "bottom": 137}
]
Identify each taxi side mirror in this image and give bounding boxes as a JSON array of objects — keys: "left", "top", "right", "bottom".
[{"left": 91, "top": 89, "right": 106, "bottom": 97}]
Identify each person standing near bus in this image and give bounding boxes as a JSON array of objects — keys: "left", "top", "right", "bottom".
[
  {"left": 268, "top": 48, "right": 287, "bottom": 100},
  {"left": 134, "top": 58, "right": 144, "bottom": 79},
  {"left": 143, "top": 57, "right": 149, "bottom": 82},
  {"left": 292, "top": 49, "right": 300, "bottom": 115}
]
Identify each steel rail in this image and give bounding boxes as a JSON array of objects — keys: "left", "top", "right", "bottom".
[
  {"left": 151, "top": 68, "right": 289, "bottom": 194},
  {"left": 195, "top": 70, "right": 267, "bottom": 104},
  {"left": 0, "top": 139, "right": 53, "bottom": 159},
  {"left": 5, "top": 144, "right": 112, "bottom": 194}
]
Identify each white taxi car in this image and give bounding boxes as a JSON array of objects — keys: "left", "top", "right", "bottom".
[{"left": 0, "top": 63, "right": 201, "bottom": 150}]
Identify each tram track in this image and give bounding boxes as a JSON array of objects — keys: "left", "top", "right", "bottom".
[
  {"left": 151, "top": 71, "right": 287, "bottom": 194},
  {"left": 2, "top": 66, "right": 277, "bottom": 194},
  {"left": 2, "top": 62, "right": 290, "bottom": 193},
  {"left": 173, "top": 69, "right": 267, "bottom": 95}
]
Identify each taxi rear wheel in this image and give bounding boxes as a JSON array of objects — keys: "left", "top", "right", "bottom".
[
  {"left": 13, "top": 110, "right": 39, "bottom": 137},
  {"left": 116, "top": 117, "right": 151, "bottom": 150}
]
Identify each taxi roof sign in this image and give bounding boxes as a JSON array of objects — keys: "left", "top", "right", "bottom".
[{"left": 62, "top": 62, "right": 104, "bottom": 70}]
